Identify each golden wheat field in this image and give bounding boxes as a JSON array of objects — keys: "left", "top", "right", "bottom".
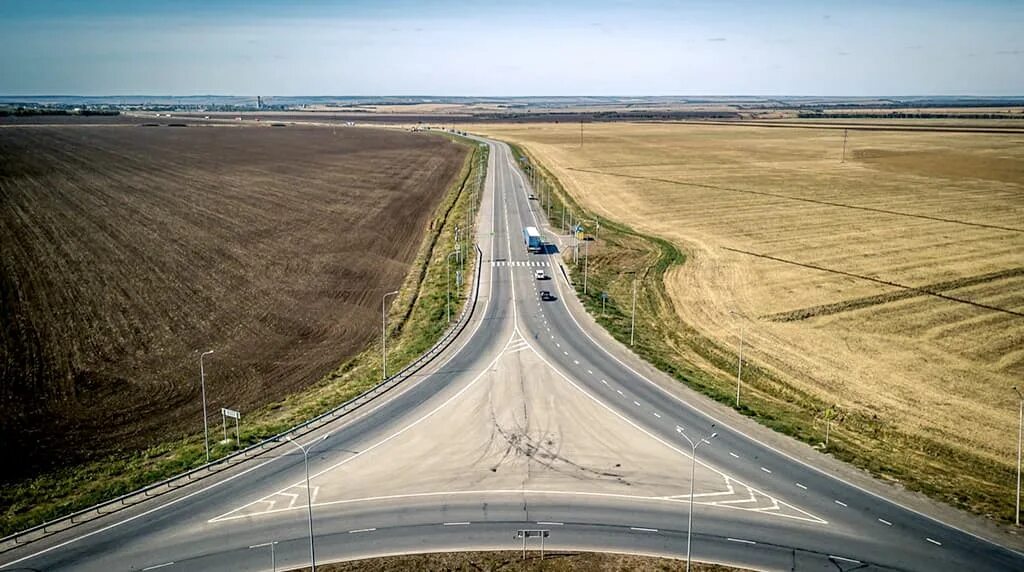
[{"left": 471, "top": 121, "right": 1024, "bottom": 470}]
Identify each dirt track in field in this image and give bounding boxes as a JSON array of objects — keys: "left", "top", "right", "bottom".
[{"left": 0, "top": 122, "right": 466, "bottom": 481}]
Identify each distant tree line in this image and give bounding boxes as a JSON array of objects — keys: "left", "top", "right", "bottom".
[
  {"left": 797, "top": 112, "right": 1023, "bottom": 120},
  {"left": 0, "top": 107, "right": 121, "bottom": 117}
]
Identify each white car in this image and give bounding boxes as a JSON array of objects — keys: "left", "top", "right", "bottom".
[{"left": 535, "top": 269, "right": 547, "bottom": 280}]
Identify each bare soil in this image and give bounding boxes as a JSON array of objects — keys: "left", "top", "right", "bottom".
[
  {"left": 297, "top": 551, "right": 746, "bottom": 572},
  {"left": 0, "top": 122, "right": 467, "bottom": 482}
]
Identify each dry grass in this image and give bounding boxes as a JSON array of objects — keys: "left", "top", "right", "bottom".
[{"left": 472, "top": 121, "right": 1024, "bottom": 519}]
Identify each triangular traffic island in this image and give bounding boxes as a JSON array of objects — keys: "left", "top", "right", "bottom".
[{"left": 211, "top": 334, "right": 822, "bottom": 525}]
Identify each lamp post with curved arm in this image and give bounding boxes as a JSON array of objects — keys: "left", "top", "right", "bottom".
[
  {"left": 283, "top": 434, "right": 329, "bottom": 572},
  {"left": 447, "top": 251, "right": 459, "bottom": 323},
  {"left": 199, "top": 350, "right": 214, "bottom": 462},
  {"left": 676, "top": 425, "right": 718, "bottom": 572},
  {"left": 382, "top": 290, "right": 399, "bottom": 379}
]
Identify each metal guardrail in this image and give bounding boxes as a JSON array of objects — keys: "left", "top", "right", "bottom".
[{"left": 1, "top": 244, "right": 485, "bottom": 554}]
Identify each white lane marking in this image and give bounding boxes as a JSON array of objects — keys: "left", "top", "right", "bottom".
[
  {"left": 348, "top": 528, "right": 376, "bottom": 534},
  {"left": 727, "top": 538, "right": 756, "bottom": 545},
  {"left": 563, "top": 351, "right": 569, "bottom": 356},
  {"left": 443, "top": 521, "right": 471, "bottom": 526},
  {"left": 878, "top": 518, "right": 892, "bottom": 526},
  {"left": 556, "top": 342, "right": 560, "bottom": 347},
  {"left": 601, "top": 379, "right": 608, "bottom": 385},
  {"left": 761, "top": 467, "right": 772, "bottom": 474},
  {"left": 537, "top": 521, "right": 563, "bottom": 526},
  {"left": 729, "top": 452, "right": 739, "bottom": 458},
  {"left": 630, "top": 527, "right": 658, "bottom": 533},
  {"left": 653, "top": 412, "right": 661, "bottom": 418},
  {"left": 796, "top": 483, "right": 807, "bottom": 490},
  {"left": 926, "top": 538, "right": 942, "bottom": 546},
  {"left": 834, "top": 500, "right": 848, "bottom": 507},
  {"left": 574, "top": 360, "right": 580, "bottom": 365},
  {"left": 142, "top": 564, "right": 175, "bottom": 571},
  {"left": 616, "top": 390, "right": 624, "bottom": 396},
  {"left": 830, "top": 555, "right": 861, "bottom": 564},
  {"left": 587, "top": 369, "right": 593, "bottom": 374},
  {"left": 633, "top": 401, "right": 641, "bottom": 407},
  {"left": 519, "top": 242, "right": 1017, "bottom": 553}
]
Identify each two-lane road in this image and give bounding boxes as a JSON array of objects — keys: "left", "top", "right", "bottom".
[{"left": 2, "top": 136, "right": 1021, "bottom": 572}]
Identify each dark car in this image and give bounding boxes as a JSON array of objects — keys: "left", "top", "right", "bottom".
[{"left": 539, "top": 290, "right": 557, "bottom": 301}]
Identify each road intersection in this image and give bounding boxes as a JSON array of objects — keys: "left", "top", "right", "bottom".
[{"left": 1, "top": 137, "right": 1021, "bottom": 571}]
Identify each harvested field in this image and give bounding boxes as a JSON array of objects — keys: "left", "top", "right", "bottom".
[
  {"left": 0, "top": 122, "right": 467, "bottom": 482},
  {"left": 473, "top": 121, "right": 1024, "bottom": 517}
]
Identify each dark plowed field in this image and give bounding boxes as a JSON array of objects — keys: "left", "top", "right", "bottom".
[{"left": 0, "top": 123, "right": 467, "bottom": 481}]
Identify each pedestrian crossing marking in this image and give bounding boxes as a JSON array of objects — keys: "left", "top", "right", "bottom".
[{"left": 491, "top": 260, "right": 549, "bottom": 267}]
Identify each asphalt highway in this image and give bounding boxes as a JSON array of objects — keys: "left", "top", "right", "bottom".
[{"left": 1, "top": 136, "right": 1021, "bottom": 572}]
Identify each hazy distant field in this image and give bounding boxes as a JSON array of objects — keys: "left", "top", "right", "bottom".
[
  {"left": 0, "top": 122, "right": 466, "bottom": 481},
  {"left": 472, "top": 121, "right": 1023, "bottom": 478}
]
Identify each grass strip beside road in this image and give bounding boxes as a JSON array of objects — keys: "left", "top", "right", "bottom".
[
  {"left": 292, "top": 551, "right": 747, "bottom": 572},
  {"left": 507, "top": 141, "right": 1018, "bottom": 525},
  {"left": 0, "top": 135, "right": 488, "bottom": 538}
]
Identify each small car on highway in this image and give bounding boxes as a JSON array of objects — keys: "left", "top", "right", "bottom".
[
  {"left": 539, "top": 290, "right": 557, "bottom": 301},
  {"left": 535, "top": 269, "right": 547, "bottom": 280}
]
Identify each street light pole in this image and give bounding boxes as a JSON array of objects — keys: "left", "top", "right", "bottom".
[
  {"left": 382, "top": 290, "right": 399, "bottom": 380},
  {"left": 285, "top": 434, "right": 328, "bottom": 572},
  {"left": 676, "top": 426, "right": 718, "bottom": 572},
  {"left": 447, "top": 251, "right": 459, "bottom": 323},
  {"left": 248, "top": 542, "right": 278, "bottom": 572},
  {"left": 1015, "top": 386, "right": 1023, "bottom": 526},
  {"left": 199, "top": 350, "right": 214, "bottom": 463},
  {"left": 630, "top": 277, "right": 638, "bottom": 346},
  {"left": 583, "top": 237, "right": 589, "bottom": 294},
  {"left": 729, "top": 311, "right": 744, "bottom": 407}
]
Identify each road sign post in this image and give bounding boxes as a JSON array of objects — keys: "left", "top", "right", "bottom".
[
  {"left": 221, "top": 407, "right": 240, "bottom": 447},
  {"left": 514, "top": 529, "right": 549, "bottom": 560}
]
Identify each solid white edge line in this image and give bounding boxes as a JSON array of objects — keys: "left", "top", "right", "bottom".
[
  {"left": 443, "top": 522, "right": 471, "bottom": 526},
  {"left": 494, "top": 136, "right": 1024, "bottom": 559},
  {"left": 142, "top": 563, "right": 175, "bottom": 571},
  {"left": 348, "top": 528, "right": 376, "bottom": 534},
  {"left": 727, "top": 538, "right": 756, "bottom": 545},
  {"left": 630, "top": 527, "right": 658, "bottom": 533},
  {"left": 537, "top": 521, "right": 564, "bottom": 526}
]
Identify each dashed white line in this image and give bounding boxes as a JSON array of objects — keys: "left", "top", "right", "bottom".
[
  {"left": 653, "top": 412, "right": 661, "bottom": 418},
  {"left": 729, "top": 452, "right": 739, "bottom": 458},
  {"left": 926, "top": 538, "right": 942, "bottom": 546},
  {"left": 587, "top": 369, "right": 593, "bottom": 374},
  {"left": 616, "top": 390, "right": 624, "bottom": 396},
  {"left": 601, "top": 379, "right": 608, "bottom": 385},
  {"left": 878, "top": 518, "right": 892, "bottom": 526},
  {"left": 834, "top": 500, "right": 848, "bottom": 507},
  {"left": 630, "top": 527, "right": 658, "bottom": 533},
  {"left": 537, "top": 521, "right": 563, "bottom": 526},
  {"left": 830, "top": 555, "right": 861, "bottom": 564},
  {"left": 633, "top": 401, "right": 641, "bottom": 407},
  {"left": 142, "top": 564, "right": 174, "bottom": 571},
  {"left": 574, "top": 360, "right": 580, "bottom": 365},
  {"left": 760, "top": 467, "right": 772, "bottom": 474},
  {"left": 796, "top": 483, "right": 807, "bottom": 490},
  {"left": 727, "top": 538, "right": 756, "bottom": 545},
  {"left": 556, "top": 343, "right": 561, "bottom": 348},
  {"left": 348, "top": 528, "right": 376, "bottom": 534},
  {"left": 563, "top": 351, "right": 569, "bottom": 356},
  {"left": 443, "top": 522, "right": 471, "bottom": 526}
]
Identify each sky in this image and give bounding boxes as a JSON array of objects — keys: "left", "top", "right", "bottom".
[{"left": 1, "top": 0, "right": 1022, "bottom": 96}]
